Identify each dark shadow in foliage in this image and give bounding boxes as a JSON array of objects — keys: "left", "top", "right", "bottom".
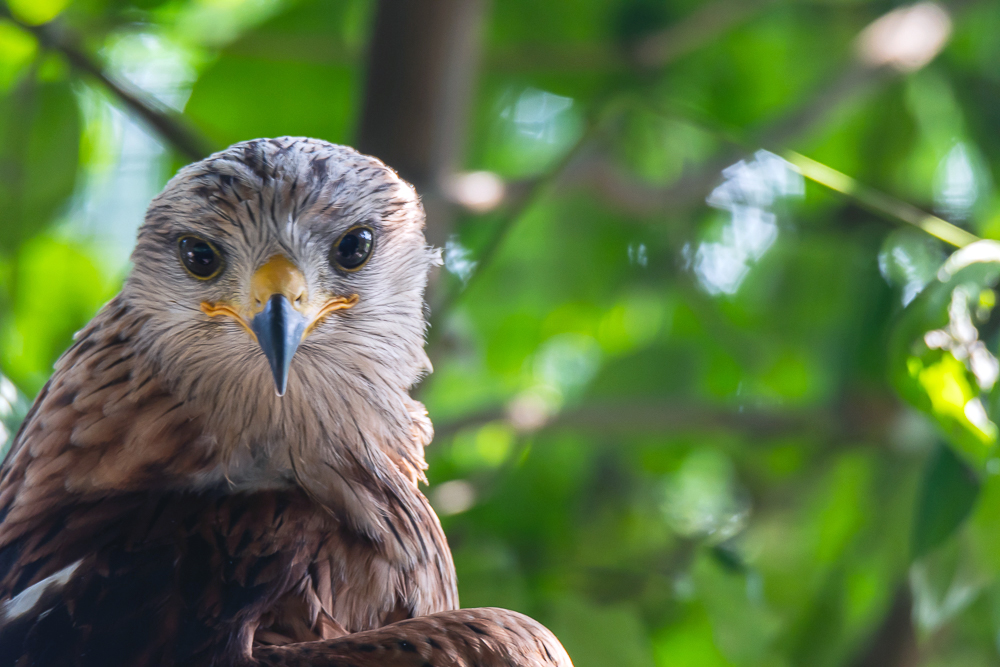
[{"left": 911, "top": 442, "right": 980, "bottom": 562}]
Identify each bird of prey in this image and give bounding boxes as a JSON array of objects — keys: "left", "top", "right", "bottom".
[{"left": 0, "top": 137, "right": 572, "bottom": 667}]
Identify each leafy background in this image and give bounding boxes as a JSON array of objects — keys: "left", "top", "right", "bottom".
[{"left": 2, "top": 0, "right": 1000, "bottom": 665}]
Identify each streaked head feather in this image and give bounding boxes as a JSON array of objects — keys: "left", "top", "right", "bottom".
[{"left": 120, "top": 137, "right": 437, "bottom": 533}]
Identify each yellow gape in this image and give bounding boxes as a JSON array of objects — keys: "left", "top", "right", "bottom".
[{"left": 201, "top": 254, "right": 357, "bottom": 394}]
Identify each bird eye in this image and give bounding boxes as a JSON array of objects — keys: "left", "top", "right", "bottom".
[
  {"left": 178, "top": 236, "right": 224, "bottom": 280},
  {"left": 331, "top": 226, "right": 375, "bottom": 272}
]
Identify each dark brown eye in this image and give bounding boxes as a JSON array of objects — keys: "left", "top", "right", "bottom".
[
  {"left": 178, "top": 236, "right": 224, "bottom": 280},
  {"left": 331, "top": 227, "right": 374, "bottom": 271}
]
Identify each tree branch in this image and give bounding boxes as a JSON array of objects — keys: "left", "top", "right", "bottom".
[
  {"left": 357, "top": 0, "right": 487, "bottom": 247},
  {"left": 630, "top": 0, "right": 779, "bottom": 69},
  {"left": 430, "top": 0, "right": 965, "bottom": 336},
  {"left": 433, "top": 392, "right": 903, "bottom": 445},
  {"left": 0, "top": 5, "right": 215, "bottom": 162},
  {"left": 851, "top": 584, "right": 919, "bottom": 667}
]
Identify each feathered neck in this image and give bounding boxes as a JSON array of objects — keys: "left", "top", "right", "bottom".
[{"left": 67, "top": 294, "right": 436, "bottom": 556}]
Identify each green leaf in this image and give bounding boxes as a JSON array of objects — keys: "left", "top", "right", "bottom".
[
  {"left": 652, "top": 605, "right": 734, "bottom": 667},
  {"left": 912, "top": 443, "right": 980, "bottom": 561},
  {"left": 185, "top": 56, "right": 357, "bottom": 147},
  {"left": 183, "top": 0, "right": 367, "bottom": 147},
  {"left": 548, "top": 594, "right": 655, "bottom": 667},
  {"left": 0, "top": 75, "right": 80, "bottom": 254}
]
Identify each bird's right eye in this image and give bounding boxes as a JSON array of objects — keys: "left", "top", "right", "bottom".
[{"left": 178, "top": 236, "right": 224, "bottom": 280}]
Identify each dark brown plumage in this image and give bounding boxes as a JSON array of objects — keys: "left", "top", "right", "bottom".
[
  {"left": 253, "top": 609, "right": 572, "bottom": 666},
  {"left": 0, "top": 138, "right": 572, "bottom": 666}
]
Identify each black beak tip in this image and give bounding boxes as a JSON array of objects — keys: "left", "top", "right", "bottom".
[{"left": 250, "top": 294, "right": 308, "bottom": 397}]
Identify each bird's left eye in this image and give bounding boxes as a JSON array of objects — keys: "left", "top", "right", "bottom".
[
  {"left": 331, "top": 226, "right": 375, "bottom": 272},
  {"left": 178, "top": 236, "right": 224, "bottom": 280}
]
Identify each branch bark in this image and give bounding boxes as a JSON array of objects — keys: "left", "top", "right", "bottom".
[
  {"left": 851, "top": 584, "right": 919, "bottom": 667},
  {"left": 0, "top": 6, "right": 215, "bottom": 162},
  {"left": 357, "top": 0, "right": 487, "bottom": 247}
]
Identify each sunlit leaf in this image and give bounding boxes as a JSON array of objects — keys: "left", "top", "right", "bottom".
[
  {"left": 878, "top": 228, "right": 947, "bottom": 306},
  {"left": 6, "top": 0, "right": 71, "bottom": 26},
  {"left": 0, "top": 20, "right": 37, "bottom": 91},
  {"left": 652, "top": 605, "right": 733, "bottom": 667},
  {"left": 891, "top": 241, "right": 1000, "bottom": 468},
  {"left": 0, "top": 371, "right": 28, "bottom": 457}
]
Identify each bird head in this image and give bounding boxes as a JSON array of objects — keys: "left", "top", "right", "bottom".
[{"left": 118, "top": 138, "right": 438, "bottom": 477}]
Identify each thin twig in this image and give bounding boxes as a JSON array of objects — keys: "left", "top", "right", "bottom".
[
  {"left": 0, "top": 4, "right": 214, "bottom": 161},
  {"left": 428, "top": 112, "right": 604, "bottom": 331},
  {"left": 785, "top": 152, "right": 979, "bottom": 248},
  {"left": 633, "top": 89, "right": 982, "bottom": 248},
  {"left": 631, "top": 0, "right": 778, "bottom": 68}
]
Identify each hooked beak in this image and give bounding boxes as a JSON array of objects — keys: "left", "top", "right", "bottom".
[
  {"left": 251, "top": 293, "right": 307, "bottom": 397},
  {"left": 200, "top": 255, "right": 358, "bottom": 397}
]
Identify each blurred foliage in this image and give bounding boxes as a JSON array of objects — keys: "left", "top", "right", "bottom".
[{"left": 4, "top": 0, "right": 1000, "bottom": 665}]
